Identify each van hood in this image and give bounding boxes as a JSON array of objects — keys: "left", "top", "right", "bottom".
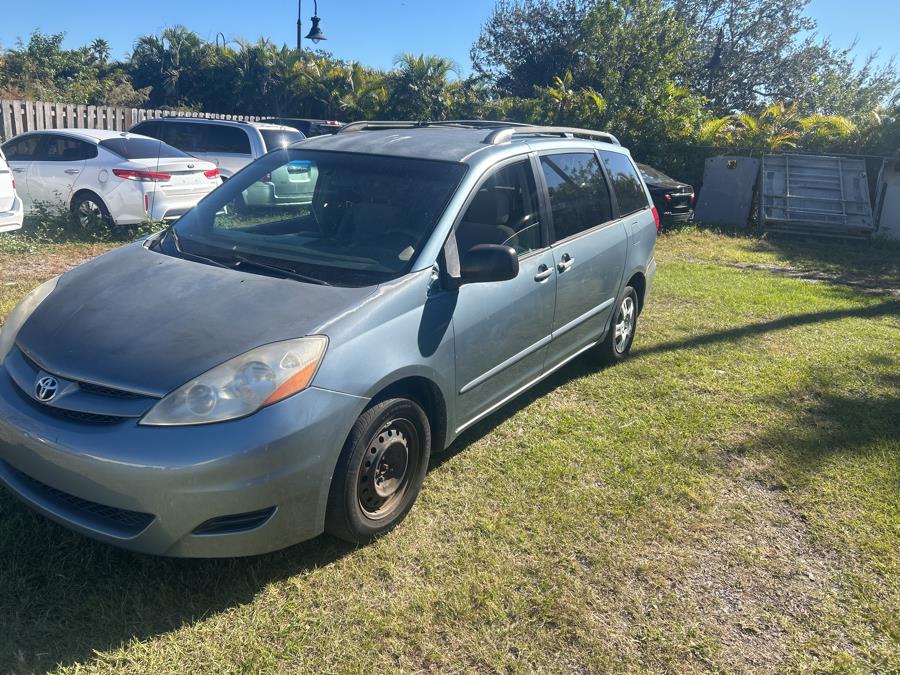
[{"left": 15, "top": 242, "right": 377, "bottom": 397}]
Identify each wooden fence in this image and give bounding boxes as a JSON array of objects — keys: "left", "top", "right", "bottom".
[{"left": 0, "top": 99, "right": 260, "bottom": 141}]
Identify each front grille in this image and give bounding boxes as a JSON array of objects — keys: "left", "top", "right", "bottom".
[
  {"left": 50, "top": 409, "right": 125, "bottom": 424},
  {"left": 5, "top": 462, "right": 155, "bottom": 535},
  {"left": 78, "top": 381, "right": 145, "bottom": 399},
  {"left": 9, "top": 383, "right": 126, "bottom": 425},
  {"left": 192, "top": 508, "right": 276, "bottom": 536}
]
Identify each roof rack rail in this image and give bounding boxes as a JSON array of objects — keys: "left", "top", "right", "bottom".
[
  {"left": 335, "top": 120, "right": 620, "bottom": 146},
  {"left": 337, "top": 119, "right": 535, "bottom": 134},
  {"left": 484, "top": 125, "right": 620, "bottom": 146}
]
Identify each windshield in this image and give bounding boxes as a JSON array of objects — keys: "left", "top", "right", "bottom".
[
  {"left": 260, "top": 129, "right": 306, "bottom": 151},
  {"left": 171, "top": 150, "right": 467, "bottom": 286},
  {"left": 636, "top": 163, "right": 671, "bottom": 182},
  {"left": 101, "top": 138, "right": 190, "bottom": 160}
]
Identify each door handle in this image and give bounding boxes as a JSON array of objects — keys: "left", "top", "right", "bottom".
[
  {"left": 557, "top": 253, "right": 575, "bottom": 273},
  {"left": 12, "top": 168, "right": 25, "bottom": 173},
  {"left": 534, "top": 264, "right": 553, "bottom": 282},
  {"left": 64, "top": 169, "right": 81, "bottom": 175}
]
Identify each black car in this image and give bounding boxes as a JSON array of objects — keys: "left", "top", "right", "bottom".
[
  {"left": 258, "top": 118, "right": 344, "bottom": 137},
  {"left": 637, "top": 163, "right": 694, "bottom": 225}
]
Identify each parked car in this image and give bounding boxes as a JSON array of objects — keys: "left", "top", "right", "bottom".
[
  {"left": 258, "top": 118, "right": 344, "bottom": 137},
  {"left": 0, "top": 146, "right": 24, "bottom": 233},
  {"left": 0, "top": 130, "right": 221, "bottom": 226},
  {"left": 637, "top": 163, "right": 695, "bottom": 225},
  {"left": 0, "top": 121, "right": 657, "bottom": 557},
  {"left": 129, "top": 118, "right": 306, "bottom": 179}
]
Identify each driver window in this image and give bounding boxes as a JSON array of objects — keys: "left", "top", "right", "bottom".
[{"left": 456, "top": 160, "right": 542, "bottom": 257}]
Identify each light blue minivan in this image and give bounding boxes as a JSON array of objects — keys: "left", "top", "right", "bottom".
[{"left": 0, "top": 121, "right": 658, "bottom": 556}]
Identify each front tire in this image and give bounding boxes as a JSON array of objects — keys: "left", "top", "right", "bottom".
[
  {"left": 326, "top": 398, "right": 431, "bottom": 544},
  {"left": 591, "top": 286, "right": 639, "bottom": 366}
]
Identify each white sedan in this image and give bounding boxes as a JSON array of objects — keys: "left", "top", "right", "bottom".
[
  {"left": 0, "top": 129, "right": 222, "bottom": 226},
  {"left": 0, "top": 146, "right": 24, "bottom": 232}
]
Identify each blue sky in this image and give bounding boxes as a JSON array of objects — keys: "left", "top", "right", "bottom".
[{"left": 0, "top": 0, "right": 896, "bottom": 74}]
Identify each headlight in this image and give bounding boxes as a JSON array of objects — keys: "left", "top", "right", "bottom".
[
  {"left": 141, "top": 336, "right": 328, "bottom": 426},
  {"left": 0, "top": 276, "right": 60, "bottom": 364}
]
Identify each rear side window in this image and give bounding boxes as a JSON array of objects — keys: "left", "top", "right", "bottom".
[
  {"left": 43, "top": 136, "right": 98, "bottom": 161},
  {"left": 164, "top": 122, "right": 206, "bottom": 153},
  {"left": 540, "top": 153, "right": 613, "bottom": 242},
  {"left": 600, "top": 151, "right": 649, "bottom": 216},
  {"left": 206, "top": 125, "right": 252, "bottom": 154},
  {"left": 2, "top": 135, "right": 42, "bottom": 161},
  {"left": 100, "top": 138, "right": 190, "bottom": 160},
  {"left": 132, "top": 121, "right": 163, "bottom": 141},
  {"left": 260, "top": 129, "right": 306, "bottom": 151}
]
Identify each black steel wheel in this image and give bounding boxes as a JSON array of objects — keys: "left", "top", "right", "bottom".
[{"left": 326, "top": 398, "right": 431, "bottom": 544}]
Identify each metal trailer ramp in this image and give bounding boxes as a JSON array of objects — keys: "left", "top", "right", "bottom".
[{"left": 760, "top": 154, "right": 874, "bottom": 238}]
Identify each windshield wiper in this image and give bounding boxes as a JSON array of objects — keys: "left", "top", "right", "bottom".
[
  {"left": 233, "top": 254, "right": 332, "bottom": 286},
  {"left": 166, "top": 228, "right": 232, "bottom": 270}
]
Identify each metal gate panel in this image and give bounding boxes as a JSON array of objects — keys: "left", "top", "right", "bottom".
[
  {"left": 761, "top": 154, "right": 873, "bottom": 237},
  {"left": 694, "top": 156, "right": 760, "bottom": 228}
]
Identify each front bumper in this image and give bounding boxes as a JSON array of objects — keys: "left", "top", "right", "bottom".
[
  {"left": 0, "top": 369, "right": 367, "bottom": 557},
  {"left": 0, "top": 196, "right": 24, "bottom": 233}
]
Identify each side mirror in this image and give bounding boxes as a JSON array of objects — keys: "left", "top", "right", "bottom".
[{"left": 459, "top": 244, "right": 519, "bottom": 285}]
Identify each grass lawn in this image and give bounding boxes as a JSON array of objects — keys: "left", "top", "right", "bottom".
[{"left": 0, "top": 228, "right": 897, "bottom": 673}]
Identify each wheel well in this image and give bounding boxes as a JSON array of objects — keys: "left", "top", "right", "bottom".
[
  {"left": 69, "top": 189, "right": 106, "bottom": 211},
  {"left": 370, "top": 377, "right": 448, "bottom": 452},
  {"left": 627, "top": 272, "right": 647, "bottom": 314}
]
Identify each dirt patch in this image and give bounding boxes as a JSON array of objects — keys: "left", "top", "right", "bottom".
[
  {"left": 661, "top": 455, "right": 868, "bottom": 671},
  {"left": 0, "top": 245, "right": 110, "bottom": 285}
]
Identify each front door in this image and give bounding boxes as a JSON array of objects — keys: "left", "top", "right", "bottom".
[
  {"left": 538, "top": 152, "right": 627, "bottom": 367},
  {"left": 452, "top": 157, "right": 557, "bottom": 429}
]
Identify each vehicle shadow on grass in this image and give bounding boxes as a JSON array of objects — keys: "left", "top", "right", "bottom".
[
  {"left": 2, "top": 299, "right": 897, "bottom": 673},
  {"left": 0, "top": 499, "right": 360, "bottom": 673}
]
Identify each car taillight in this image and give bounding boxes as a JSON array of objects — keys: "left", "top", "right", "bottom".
[
  {"left": 113, "top": 168, "right": 171, "bottom": 182},
  {"left": 664, "top": 193, "right": 672, "bottom": 202},
  {"left": 144, "top": 193, "right": 150, "bottom": 212},
  {"left": 11, "top": 179, "right": 15, "bottom": 190},
  {"left": 651, "top": 206, "right": 660, "bottom": 231},
  {"left": 204, "top": 168, "right": 220, "bottom": 179}
]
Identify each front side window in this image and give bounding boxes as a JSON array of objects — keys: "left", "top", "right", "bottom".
[
  {"left": 171, "top": 150, "right": 467, "bottom": 287},
  {"left": 601, "top": 151, "right": 649, "bottom": 216},
  {"left": 42, "top": 136, "right": 98, "bottom": 161},
  {"left": 456, "top": 159, "right": 542, "bottom": 257},
  {"left": 540, "top": 153, "right": 612, "bottom": 242},
  {"left": 1, "top": 135, "right": 42, "bottom": 161}
]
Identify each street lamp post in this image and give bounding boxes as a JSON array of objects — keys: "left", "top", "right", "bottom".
[{"left": 297, "top": 0, "right": 327, "bottom": 51}]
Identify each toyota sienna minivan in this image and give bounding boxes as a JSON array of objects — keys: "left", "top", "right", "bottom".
[{"left": 0, "top": 121, "right": 658, "bottom": 557}]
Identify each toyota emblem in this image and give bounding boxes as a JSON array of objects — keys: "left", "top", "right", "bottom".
[{"left": 34, "top": 376, "right": 59, "bottom": 402}]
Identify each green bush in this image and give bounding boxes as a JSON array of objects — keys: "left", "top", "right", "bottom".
[{"left": 3, "top": 201, "right": 163, "bottom": 250}]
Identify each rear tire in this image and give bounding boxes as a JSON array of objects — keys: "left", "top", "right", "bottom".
[
  {"left": 325, "top": 398, "right": 431, "bottom": 544},
  {"left": 591, "top": 286, "right": 639, "bottom": 366},
  {"left": 71, "top": 192, "right": 112, "bottom": 228}
]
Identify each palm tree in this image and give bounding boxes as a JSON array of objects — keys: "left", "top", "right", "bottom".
[
  {"left": 385, "top": 53, "right": 460, "bottom": 120},
  {"left": 699, "top": 102, "right": 856, "bottom": 152}
]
